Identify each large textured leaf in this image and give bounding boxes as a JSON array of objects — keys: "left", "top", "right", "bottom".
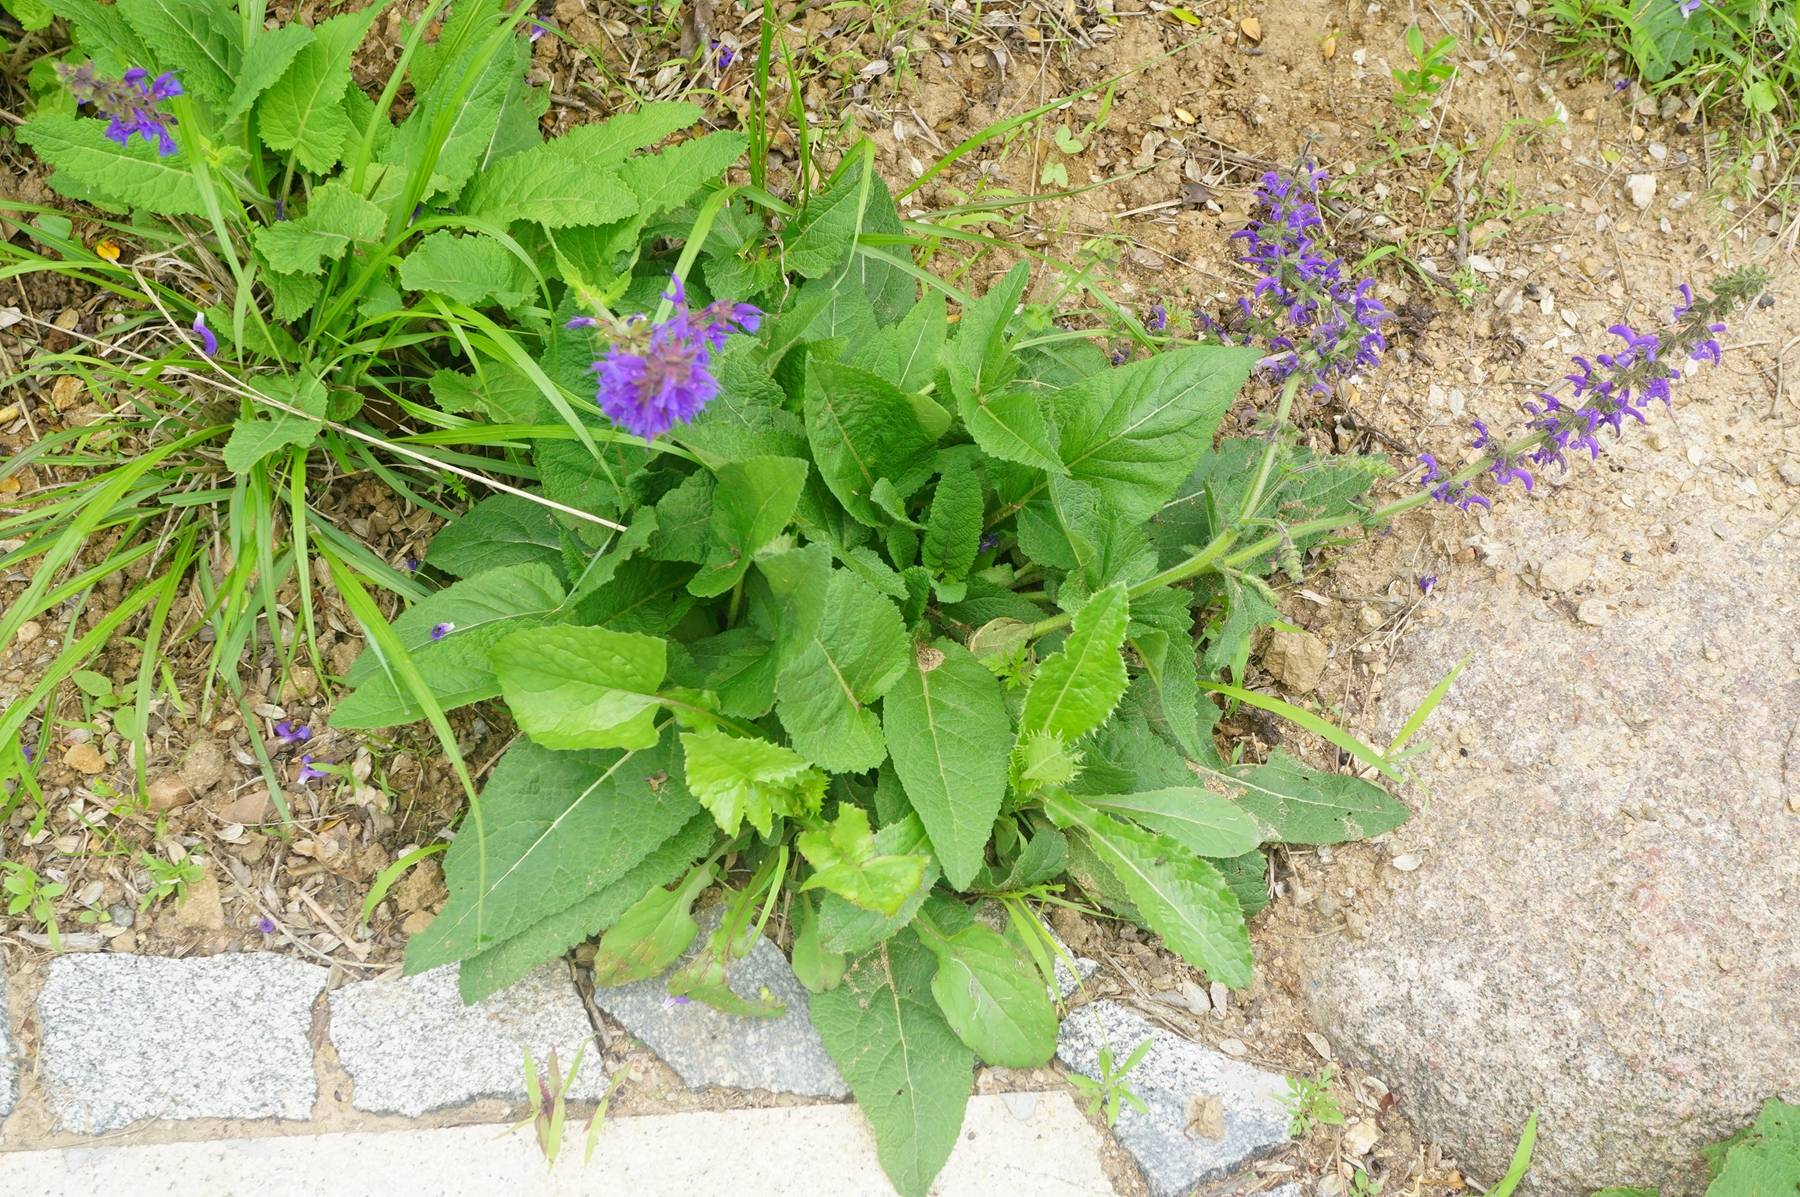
[
  {"left": 775, "top": 569, "right": 910, "bottom": 772},
  {"left": 804, "top": 358, "right": 936, "bottom": 528},
  {"left": 817, "top": 814, "right": 939, "bottom": 955},
  {"left": 1018, "top": 583, "right": 1129, "bottom": 742},
  {"left": 405, "top": 735, "right": 701, "bottom": 971},
  {"left": 404, "top": 33, "right": 526, "bottom": 201},
  {"left": 490, "top": 626, "right": 667, "bottom": 751},
  {"left": 1705, "top": 1098, "right": 1800, "bottom": 1197},
  {"left": 810, "top": 931, "right": 975, "bottom": 1197},
  {"left": 332, "top": 563, "right": 567, "bottom": 728},
  {"left": 1200, "top": 751, "right": 1410, "bottom": 844},
  {"left": 225, "top": 21, "right": 314, "bottom": 121},
  {"left": 688, "top": 456, "right": 809, "bottom": 598},
  {"left": 855, "top": 291, "right": 946, "bottom": 394},
  {"left": 1081, "top": 788, "right": 1264, "bottom": 858},
  {"left": 456, "top": 812, "right": 715, "bottom": 1003},
  {"left": 1050, "top": 343, "right": 1260, "bottom": 519},
  {"left": 43, "top": 0, "right": 153, "bottom": 62},
  {"left": 17, "top": 115, "right": 205, "bottom": 215},
  {"left": 549, "top": 102, "right": 703, "bottom": 164},
  {"left": 396, "top": 232, "right": 532, "bottom": 307},
  {"left": 1051, "top": 793, "right": 1251, "bottom": 988},
  {"left": 252, "top": 180, "right": 384, "bottom": 275},
  {"left": 117, "top": 0, "right": 241, "bottom": 106},
  {"left": 423, "top": 493, "right": 562, "bottom": 578},
  {"left": 588, "top": 863, "right": 714, "bottom": 986},
  {"left": 798, "top": 805, "right": 929, "bottom": 917},
  {"left": 619, "top": 131, "right": 747, "bottom": 218},
  {"left": 882, "top": 641, "right": 1009, "bottom": 890},
  {"left": 460, "top": 149, "right": 635, "bottom": 229},
  {"left": 221, "top": 372, "right": 327, "bottom": 473},
  {"left": 680, "top": 728, "right": 824, "bottom": 837},
  {"left": 920, "top": 464, "right": 982, "bottom": 602},
  {"left": 948, "top": 262, "right": 1029, "bottom": 395},
  {"left": 258, "top": 3, "right": 383, "bottom": 173},
  {"left": 917, "top": 915, "right": 1056, "bottom": 1067}
]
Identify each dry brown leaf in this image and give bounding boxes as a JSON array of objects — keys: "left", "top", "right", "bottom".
[
  {"left": 1321, "top": 33, "right": 1338, "bottom": 60},
  {"left": 1186, "top": 1094, "right": 1226, "bottom": 1140},
  {"left": 1240, "top": 16, "right": 1263, "bottom": 43},
  {"left": 64, "top": 743, "right": 106, "bottom": 774}
]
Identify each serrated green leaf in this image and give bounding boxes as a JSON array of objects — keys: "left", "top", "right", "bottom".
[
  {"left": 460, "top": 149, "right": 635, "bottom": 228},
  {"left": 949, "top": 262, "right": 1029, "bottom": 395},
  {"left": 688, "top": 456, "right": 809, "bottom": 598},
  {"left": 798, "top": 805, "right": 929, "bottom": 917},
  {"left": 776, "top": 569, "right": 910, "bottom": 772},
  {"left": 399, "top": 32, "right": 525, "bottom": 202},
  {"left": 1705, "top": 1098, "right": 1800, "bottom": 1197},
  {"left": 225, "top": 22, "right": 313, "bottom": 121},
  {"left": 333, "top": 563, "right": 568, "bottom": 729},
  {"left": 1019, "top": 583, "right": 1129, "bottom": 742},
  {"left": 817, "top": 814, "right": 939, "bottom": 955},
  {"left": 259, "top": 3, "right": 384, "bottom": 173},
  {"left": 882, "top": 641, "right": 1009, "bottom": 891},
  {"left": 252, "top": 180, "right": 385, "bottom": 275},
  {"left": 44, "top": 0, "right": 153, "bottom": 60},
  {"left": 424, "top": 492, "right": 562, "bottom": 578},
  {"left": 221, "top": 372, "right": 327, "bottom": 473},
  {"left": 1081, "top": 788, "right": 1264, "bottom": 858},
  {"left": 811, "top": 931, "right": 974, "bottom": 1197},
  {"left": 917, "top": 915, "right": 1056, "bottom": 1067},
  {"left": 619, "top": 130, "right": 747, "bottom": 217},
  {"left": 456, "top": 811, "right": 715, "bottom": 1003},
  {"left": 804, "top": 358, "right": 936, "bottom": 529},
  {"left": 921, "top": 463, "right": 982, "bottom": 601},
  {"left": 666, "top": 920, "right": 786, "bottom": 1018},
  {"left": 674, "top": 627, "right": 779, "bottom": 719},
  {"left": 117, "top": 0, "right": 241, "bottom": 107},
  {"left": 855, "top": 291, "right": 946, "bottom": 393},
  {"left": 396, "top": 231, "right": 533, "bottom": 306},
  {"left": 1201, "top": 750, "right": 1410, "bottom": 844},
  {"left": 8, "top": 0, "right": 53, "bottom": 27},
  {"left": 680, "top": 728, "right": 824, "bottom": 838},
  {"left": 588, "top": 862, "right": 714, "bottom": 986},
  {"left": 1050, "top": 793, "right": 1251, "bottom": 988},
  {"left": 490, "top": 625, "right": 667, "bottom": 751},
  {"left": 1051, "top": 343, "right": 1261, "bottom": 519},
  {"left": 405, "top": 735, "right": 700, "bottom": 971},
  {"left": 548, "top": 101, "right": 703, "bottom": 164},
  {"left": 17, "top": 114, "right": 205, "bottom": 215}
]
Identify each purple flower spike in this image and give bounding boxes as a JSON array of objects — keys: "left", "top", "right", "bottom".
[
  {"left": 431, "top": 621, "right": 455, "bottom": 640},
  {"left": 1147, "top": 304, "right": 1168, "bottom": 333},
  {"left": 588, "top": 276, "right": 759, "bottom": 441},
  {"left": 61, "top": 62, "right": 183, "bottom": 156},
  {"left": 192, "top": 312, "right": 217, "bottom": 357},
  {"left": 1418, "top": 453, "right": 1441, "bottom": 484}
]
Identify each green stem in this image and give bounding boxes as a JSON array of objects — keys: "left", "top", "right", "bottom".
[{"left": 1237, "top": 371, "right": 1305, "bottom": 525}]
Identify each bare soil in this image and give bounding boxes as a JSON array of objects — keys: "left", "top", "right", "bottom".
[{"left": 3, "top": 1, "right": 1794, "bottom": 1193}]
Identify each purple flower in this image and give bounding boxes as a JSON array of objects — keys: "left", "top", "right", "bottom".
[
  {"left": 1469, "top": 419, "right": 1491, "bottom": 449},
  {"left": 1418, "top": 574, "right": 1437, "bottom": 595},
  {"left": 58, "top": 62, "right": 182, "bottom": 156},
  {"left": 661, "top": 993, "right": 692, "bottom": 1010},
  {"left": 978, "top": 531, "right": 1000, "bottom": 553},
  {"left": 1679, "top": 0, "right": 1703, "bottom": 15},
  {"left": 1146, "top": 304, "right": 1168, "bottom": 333},
  {"left": 298, "top": 755, "right": 327, "bottom": 783},
  {"left": 712, "top": 40, "right": 736, "bottom": 69},
  {"left": 575, "top": 275, "right": 759, "bottom": 440},
  {"left": 403, "top": 556, "right": 421, "bottom": 573},
  {"left": 192, "top": 312, "right": 217, "bottom": 357},
  {"left": 273, "top": 720, "right": 311, "bottom": 746},
  {"left": 20, "top": 744, "right": 33, "bottom": 765},
  {"left": 1418, "top": 453, "right": 1440, "bottom": 484},
  {"left": 431, "top": 621, "right": 455, "bottom": 640},
  {"left": 565, "top": 315, "right": 598, "bottom": 329},
  {"left": 257, "top": 916, "right": 277, "bottom": 934},
  {"left": 529, "top": 21, "right": 547, "bottom": 41},
  {"left": 1613, "top": 78, "right": 1630, "bottom": 93}
]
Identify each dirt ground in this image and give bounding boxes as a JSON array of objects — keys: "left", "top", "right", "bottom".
[{"left": 2, "top": 1, "right": 1794, "bottom": 1193}]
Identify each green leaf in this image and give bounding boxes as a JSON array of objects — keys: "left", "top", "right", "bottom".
[
  {"left": 549, "top": 102, "right": 704, "bottom": 164},
  {"left": 224, "top": 22, "right": 314, "bottom": 122},
  {"left": 259, "top": 3, "right": 383, "bottom": 173},
  {"left": 424, "top": 493, "right": 562, "bottom": 578},
  {"left": 252, "top": 180, "right": 385, "bottom": 275},
  {"left": 679, "top": 728, "right": 825, "bottom": 838},
  {"left": 43, "top": 0, "right": 152, "bottom": 59},
  {"left": 917, "top": 915, "right": 1056, "bottom": 1067},
  {"left": 404, "top": 735, "right": 701, "bottom": 971},
  {"left": 456, "top": 812, "right": 716, "bottom": 1003},
  {"left": 221, "top": 372, "right": 327, "bottom": 473},
  {"left": 810, "top": 930, "right": 974, "bottom": 1197},
  {"left": 1051, "top": 344, "right": 1260, "bottom": 519},
  {"left": 921, "top": 464, "right": 982, "bottom": 602},
  {"left": 7, "top": 0, "right": 54, "bottom": 31},
  {"left": 804, "top": 358, "right": 936, "bottom": 529},
  {"left": 396, "top": 232, "right": 533, "bottom": 307},
  {"left": 882, "top": 641, "right": 1009, "bottom": 890},
  {"left": 1049, "top": 793, "right": 1251, "bottom": 988},
  {"left": 619, "top": 131, "right": 747, "bottom": 218},
  {"left": 17, "top": 114, "right": 205, "bottom": 215},
  {"left": 688, "top": 456, "right": 809, "bottom": 598},
  {"left": 775, "top": 569, "right": 910, "bottom": 773},
  {"left": 490, "top": 625, "right": 667, "bottom": 751},
  {"left": 1704, "top": 1098, "right": 1800, "bottom": 1196},
  {"left": 1201, "top": 750, "right": 1411, "bottom": 844},
  {"left": 117, "top": 0, "right": 241, "bottom": 107},
  {"left": 588, "top": 863, "right": 714, "bottom": 986},
  {"left": 798, "top": 805, "right": 929, "bottom": 917},
  {"left": 666, "top": 920, "right": 786, "bottom": 1018},
  {"left": 952, "top": 378, "right": 1067, "bottom": 475},
  {"left": 1018, "top": 583, "right": 1129, "bottom": 742},
  {"left": 398, "top": 32, "right": 526, "bottom": 202},
  {"left": 675, "top": 628, "right": 779, "bottom": 719},
  {"left": 817, "top": 814, "right": 939, "bottom": 954},
  {"left": 460, "top": 150, "right": 635, "bottom": 229},
  {"left": 856, "top": 291, "right": 946, "bottom": 393},
  {"left": 333, "top": 563, "right": 568, "bottom": 728},
  {"left": 790, "top": 894, "right": 847, "bottom": 992},
  {"left": 1081, "top": 788, "right": 1264, "bottom": 858},
  {"left": 949, "top": 262, "right": 1029, "bottom": 395}
]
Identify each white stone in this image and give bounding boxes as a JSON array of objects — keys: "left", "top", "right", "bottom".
[
  {"left": 329, "top": 963, "right": 605, "bottom": 1116},
  {"left": 1625, "top": 173, "right": 1657, "bottom": 209},
  {"left": 36, "top": 953, "right": 325, "bottom": 1131},
  {"left": 0, "top": 1094, "right": 1120, "bottom": 1196}
]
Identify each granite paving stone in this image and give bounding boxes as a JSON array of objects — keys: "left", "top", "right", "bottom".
[
  {"left": 1057, "top": 1000, "right": 1291, "bottom": 1197},
  {"left": 36, "top": 953, "right": 326, "bottom": 1131},
  {"left": 589, "top": 906, "right": 848, "bottom": 1098},
  {"left": 1, "top": 960, "right": 18, "bottom": 1118},
  {"left": 328, "top": 962, "right": 605, "bottom": 1116}
]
